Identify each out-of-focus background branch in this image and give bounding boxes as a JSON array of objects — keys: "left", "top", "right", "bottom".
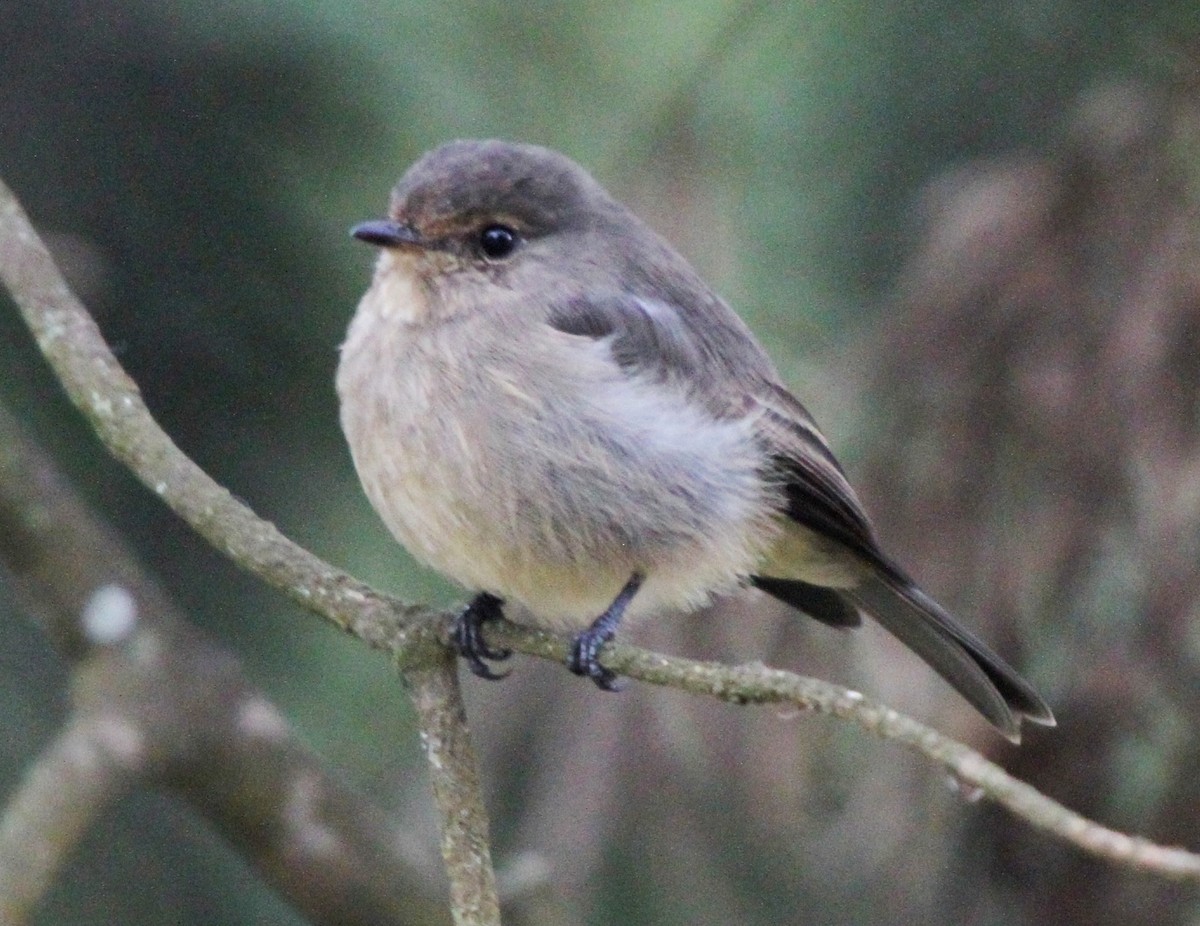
[{"left": 3, "top": 2, "right": 1200, "bottom": 924}]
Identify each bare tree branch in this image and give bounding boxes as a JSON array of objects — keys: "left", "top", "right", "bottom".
[
  {"left": 532, "top": 632, "right": 1200, "bottom": 880},
  {"left": 2, "top": 173, "right": 1199, "bottom": 892},
  {"left": 408, "top": 656, "right": 502, "bottom": 926}
]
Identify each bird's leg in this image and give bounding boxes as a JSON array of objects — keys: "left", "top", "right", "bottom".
[
  {"left": 569, "top": 573, "right": 644, "bottom": 691},
  {"left": 452, "top": 592, "right": 512, "bottom": 680}
]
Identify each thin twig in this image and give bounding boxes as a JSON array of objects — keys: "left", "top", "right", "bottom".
[
  {"left": 407, "top": 654, "right": 502, "bottom": 926},
  {"left": 3, "top": 174, "right": 1199, "bottom": 883},
  {"left": 530, "top": 631, "right": 1200, "bottom": 880}
]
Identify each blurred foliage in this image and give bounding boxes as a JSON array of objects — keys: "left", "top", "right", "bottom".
[{"left": 3, "top": 1, "right": 1200, "bottom": 924}]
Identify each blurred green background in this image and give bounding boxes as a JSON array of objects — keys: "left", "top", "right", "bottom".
[{"left": 3, "top": 1, "right": 1200, "bottom": 924}]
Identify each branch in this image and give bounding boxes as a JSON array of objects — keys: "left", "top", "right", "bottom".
[
  {"left": 0, "top": 716, "right": 137, "bottom": 924},
  {"left": 2, "top": 175, "right": 1198, "bottom": 883},
  {"left": 407, "top": 656, "right": 502, "bottom": 926},
  {"left": 490, "top": 624, "right": 1200, "bottom": 880}
]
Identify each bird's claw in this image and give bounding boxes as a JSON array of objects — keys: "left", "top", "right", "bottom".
[
  {"left": 568, "top": 627, "right": 625, "bottom": 691},
  {"left": 452, "top": 593, "right": 511, "bottom": 680}
]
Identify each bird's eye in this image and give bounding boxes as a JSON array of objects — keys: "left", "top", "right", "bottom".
[{"left": 478, "top": 224, "right": 519, "bottom": 260}]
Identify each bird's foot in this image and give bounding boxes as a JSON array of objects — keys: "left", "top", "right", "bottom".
[
  {"left": 452, "top": 592, "right": 511, "bottom": 680},
  {"left": 568, "top": 624, "right": 625, "bottom": 691},
  {"left": 567, "top": 573, "right": 644, "bottom": 692}
]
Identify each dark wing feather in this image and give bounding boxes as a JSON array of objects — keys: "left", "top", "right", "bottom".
[
  {"left": 546, "top": 290, "right": 777, "bottom": 419},
  {"left": 753, "top": 384, "right": 889, "bottom": 570},
  {"left": 547, "top": 293, "right": 705, "bottom": 383},
  {"left": 750, "top": 577, "right": 862, "bottom": 627}
]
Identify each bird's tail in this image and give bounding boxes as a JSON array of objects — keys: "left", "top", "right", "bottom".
[{"left": 845, "top": 572, "right": 1055, "bottom": 742}]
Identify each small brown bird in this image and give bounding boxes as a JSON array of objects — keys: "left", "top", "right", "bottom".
[{"left": 337, "top": 139, "right": 1055, "bottom": 741}]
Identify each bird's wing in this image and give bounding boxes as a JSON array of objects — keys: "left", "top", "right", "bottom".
[
  {"left": 750, "top": 382, "right": 887, "bottom": 568},
  {"left": 546, "top": 292, "right": 709, "bottom": 387},
  {"left": 546, "top": 291, "right": 885, "bottom": 565}
]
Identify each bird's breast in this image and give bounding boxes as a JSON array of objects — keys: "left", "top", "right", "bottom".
[{"left": 337, "top": 297, "right": 781, "bottom": 628}]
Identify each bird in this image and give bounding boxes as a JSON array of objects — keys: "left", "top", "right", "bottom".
[{"left": 336, "top": 139, "right": 1055, "bottom": 741}]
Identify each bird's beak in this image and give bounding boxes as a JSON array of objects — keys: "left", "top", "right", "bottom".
[{"left": 351, "top": 220, "right": 426, "bottom": 249}]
